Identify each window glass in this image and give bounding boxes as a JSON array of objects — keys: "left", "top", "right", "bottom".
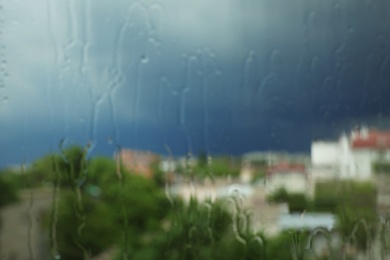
[{"left": 0, "top": 0, "right": 390, "bottom": 259}]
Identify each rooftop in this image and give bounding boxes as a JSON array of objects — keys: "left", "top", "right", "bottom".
[{"left": 351, "top": 129, "right": 390, "bottom": 150}]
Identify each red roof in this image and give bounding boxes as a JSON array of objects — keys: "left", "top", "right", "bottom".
[
  {"left": 266, "top": 163, "right": 306, "bottom": 175},
  {"left": 351, "top": 130, "right": 390, "bottom": 150}
]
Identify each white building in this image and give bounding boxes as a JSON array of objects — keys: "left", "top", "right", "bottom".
[
  {"left": 265, "top": 163, "right": 309, "bottom": 196},
  {"left": 311, "top": 127, "right": 390, "bottom": 181},
  {"left": 240, "top": 151, "right": 310, "bottom": 183}
]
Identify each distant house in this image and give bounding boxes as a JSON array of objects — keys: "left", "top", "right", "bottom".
[
  {"left": 311, "top": 127, "right": 390, "bottom": 181},
  {"left": 349, "top": 129, "right": 390, "bottom": 177},
  {"left": 240, "top": 161, "right": 260, "bottom": 183},
  {"left": 240, "top": 151, "right": 309, "bottom": 183},
  {"left": 265, "top": 163, "right": 308, "bottom": 195},
  {"left": 311, "top": 141, "right": 341, "bottom": 181},
  {"left": 117, "top": 149, "right": 158, "bottom": 179}
]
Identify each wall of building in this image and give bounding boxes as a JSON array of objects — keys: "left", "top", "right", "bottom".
[
  {"left": 311, "top": 166, "right": 339, "bottom": 181},
  {"left": 266, "top": 172, "right": 307, "bottom": 195},
  {"left": 311, "top": 135, "right": 390, "bottom": 181},
  {"left": 349, "top": 150, "right": 374, "bottom": 179},
  {"left": 311, "top": 142, "right": 340, "bottom": 166}
]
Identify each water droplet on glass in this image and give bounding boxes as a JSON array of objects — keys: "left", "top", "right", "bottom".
[
  {"left": 59, "top": 138, "right": 69, "bottom": 150},
  {"left": 3, "top": 96, "right": 8, "bottom": 103},
  {"left": 77, "top": 176, "right": 86, "bottom": 187},
  {"left": 87, "top": 185, "right": 101, "bottom": 198},
  {"left": 140, "top": 55, "right": 149, "bottom": 64}
]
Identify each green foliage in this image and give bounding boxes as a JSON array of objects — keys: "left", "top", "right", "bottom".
[
  {"left": 266, "top": 231, "right": 309, "bottom": 260},
  {"left": 57, "top": 146, "right": 88, "bottom": 188},
  {"left": 42, "top": 149, "right": 171, "bottom": 260},
  {"left": 163, "top": 198, "right": 232, "bottom": 259},
  {"left": 117, "top": 197, "right": 267, "bottom": 260},
  {"left": 85, "top": 156, "right": 118, "bottom": 187},
  {"left": 12, "top": 146, "right": 88, "bottom": 189},
  {"left": 250, "top": 170, "right": 266, "bottom": 184},
  {"left": 250, "top": 159, "right": 267, "bottom": 168},
  {"left": 312, "top": 182, "right": 339, "bottom": 213},
  {"left": 12, "top": 147, "right": 382, "bottom": 258},
  {"left": 313, "top": 181, "right": 378, "bottom": 250},
  {"left": 267, "top": 188, "right": 289, "bottom": 202},
  {"left": 337, "top": 182, "right": 377, "bottom": 250},
  {"left": 55, "top": 190, "right": 119, "bottom": 260},
  {"left": 268, "top": 188, "right": 308, "bottom": 213},
  {"left": 14, "top": 154, "right": 59, "bottom": 188},
  {"left": 0, "top": 173, "right": 19, "bottom": 208},
  {"left": 373, "top": 161, "right": 390, "bottom": 173},
  {"left": 150, "top": 156, "right": 166, "bottom": 187},
  {"left": 287, "top": 193, "right": 309, "bottom": 213},
  {"left": 193, "top": 156, "right": 241, "bottom": 179}
]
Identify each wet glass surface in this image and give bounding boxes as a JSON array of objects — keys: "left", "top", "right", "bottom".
[{"left": 0, "top": 0, "right": 390, "bottom": 259}]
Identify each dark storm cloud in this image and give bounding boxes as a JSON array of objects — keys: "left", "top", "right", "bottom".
[{"left": 1, "top": 0, "right": 390, "bottom": 166}]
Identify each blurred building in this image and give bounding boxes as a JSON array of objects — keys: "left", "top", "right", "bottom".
[
  {"left": 311, "top": 127, "right": 390, "bottom": 181},
  {"left": 265, "top": 163, "right": 308, "bottom": 196},
  {"left": 117, "top": 149, "right": 158, "bottom": 179},
  {"left": 240, "top": 151, "right": 310, "bottom": 183}
]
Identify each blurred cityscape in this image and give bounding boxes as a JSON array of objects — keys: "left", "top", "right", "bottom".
[{"left": 1, "top": 126, "right": 390, "bottom": 259}]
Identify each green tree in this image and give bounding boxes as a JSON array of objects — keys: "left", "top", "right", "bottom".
[
  {"left": 54, "top": 190, "right": 119, "bottom": 259},
  {"left": 0, "top": 174, "right": 18, "bottom": 208},
  {"left": 268, "top": 188, "right": 308, "bottom": 213},
  {"left": 117, "top": 197, "right": 267, "bottom": 260},
  {"left": 373, "top": 161, "right": 390, "bottom": 173},
  {"left": 16, "top": 145, "right": 88, "bottom": 189},
  {"left": 51, "top": 155, "right": 171, "bottom": 260}
]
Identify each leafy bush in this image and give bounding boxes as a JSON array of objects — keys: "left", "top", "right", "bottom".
[
  {"left": 14, "top": 146, "right": 87, "bottom": 189},
  {"left": 267, "top": 188, "right": 289, "bottom": 202},
  {"left": 373, "top": 161, "right": 390, "bottom": 173},
  {"left": 54, "top": 190, "right": 119, "bottom": 259},
  {"left": 312, "top": 182, "right": 339, "bottom": 212},
  {"left": 0, "top": 174, "right": 19, "bottom": 208},
  {"left": 313, "top": 181, "right": 378, "bottom": 250},
  {"left": 45, "top": 151, "right": 171, "bottom": 260},
  {"left": 268, "top": 188, "right": 308, "bottom": 213},
  {"left": 287, "top": 193, "right": 309, "bottom": 213},
  {"left": 116, "top": 197, "right": 268, "bottom": 260},
  {"left": 266, "top": 231, "right": 309, "bottom": 260},
  {"left": 193, "top": 156, "right": 241, "bottom": 179}
]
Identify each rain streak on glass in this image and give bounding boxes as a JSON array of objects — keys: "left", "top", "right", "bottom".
[{"left": 0, "top": 1, "right": 7, "bottom": 101}]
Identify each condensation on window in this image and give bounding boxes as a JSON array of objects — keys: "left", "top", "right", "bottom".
[{"left": 0, "top": 0, "right": 390, "bottom": 259}]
